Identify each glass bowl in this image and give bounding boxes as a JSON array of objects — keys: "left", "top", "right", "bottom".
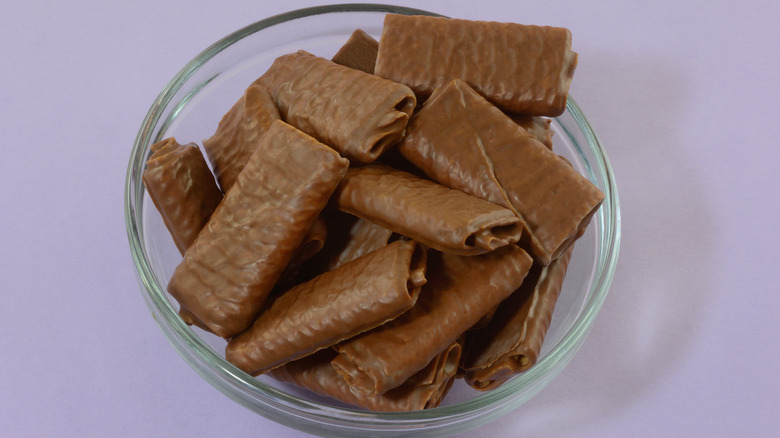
[{"left": 124, "top": 4, "right": 621, "bottom": 437}]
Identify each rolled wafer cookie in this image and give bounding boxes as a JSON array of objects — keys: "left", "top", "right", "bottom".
[
  {"left": 331, "top": 29, "right": 379, "bottom": 74},
  {"left": 202, "top": 84, "right": 280, "bottom": 193},
  {"left": 398, "top": 80, "right": 516, "bottom": 213},
  {"left": 225, "top": 240, "right": 427, "bottom": 375},
  {"left": 269, "top": 342, "right": 460, "bottom": 411},
  {"left": 142, "top": 138, "right": 222, "bottom": 255},
  {"left": 399, "top": 79, "right": 602, "bottom": 265},
  {"left": 254, "top": 50, "right": 416, "bottom": 163},
  {"left": 332, "top": 165, "right": 523, "bottom": 256},
  {"left": 461, "top": 244, "right": 575, "bottom": 390},
  {"left": 331, "top": 245, "right": 533, "bottom": 396},
  {"left": 375, "top": 14, "right": 578, "bottom": 116},
  {"left": 182, "top": 216, "right": 330, "bottom": 332},
  {"left": 167, "top": 120, "right": 349, "bottom": 338}
]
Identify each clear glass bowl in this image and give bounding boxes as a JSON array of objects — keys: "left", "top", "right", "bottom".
[{"left": 124, "top": 4, "right": 621, "bottom": 437}]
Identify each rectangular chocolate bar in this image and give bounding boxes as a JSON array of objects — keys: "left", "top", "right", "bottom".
[
  {"left": 167, "top": 121, "right": 349, "bottom": 338},
  {"left": 375, "top": 14, "right": 578, "bottom": 116}
]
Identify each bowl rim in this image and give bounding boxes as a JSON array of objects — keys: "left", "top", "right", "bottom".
[{"left": 124, "top": 2, "right": 621, "bottom": 431}]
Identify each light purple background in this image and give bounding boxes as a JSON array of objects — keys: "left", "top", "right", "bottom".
[{"left": 2, "top": 0, "right": 778, "bottom": 436}]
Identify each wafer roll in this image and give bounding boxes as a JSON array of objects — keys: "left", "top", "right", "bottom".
[
  {"left": 405, "top": 342, "right": 461, "bottom": 407},
  {"left": 333, "top": 165, "right": 523, "bottom": 255},
  {"left": 400, "top": 79, "right": 602, "bottom": 265},
  {"left": 331, "top": 245, "right": 533, "bottom": 396},
  {"left": 375, "top": 14, "right": 577, "bottom": 116},
  {"left": 167, "top": 121, "right": 349, "bottom": 338},
  {"left": 253, "top": 50, "right": 416, "bottom": 163},
  {"left": 202, "top": 85, "right": 280, "bottom": 192},
  {"left": 398, "top": 80, "right": 515, "bottom": 212},
  {"left": 462, "top": 245, "right": 574, "bottom": 390},
  {"left": 269, "top": 342, "right": 460, "bottom": 411},
  {"left": 226, "top": 240, "right": 427, "bottom": 375},
  {"left": 142, "top": 138, "right": 222, "bottom": 255},
  {"left": 480, "top": 127, "right": 601, "bottom": 264},
  {"left": 331, "top": 29, "right": 379, "bottom": 74}
]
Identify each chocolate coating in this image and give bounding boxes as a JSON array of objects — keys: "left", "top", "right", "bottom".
[
  {"left": 275, "top": 215, "right": 330, "bottom": 291},
  {"left": 269, "top": 342, "right": 460, "bottom": 411},
  {"left": 167, "top": 121, "right": 349, "bottom": 338},
  {"left": 402, "top": 79, "right": 602, "bottom": 265},
  {"left": 202, "top": 85, "right": 280, "bottom": 193},
  {"left": 510, "top": 115, "right": 554, "bottom": 150},
  {"left": 462, "top": 245, "right": 574, "bottom": 390},
  {"left": 296, "top": 216, "right": 329, "bottom": 264},
  {"left": 482, "top": 125, "right": 602, "bottom": 265},
  {"left": 324, "top": 214, "right": 396, "bottom": 272},
  {"left": 375, "top": 14, "right": 578, "bottom": 116},
  {"left": 225, "top": 240, "right": 427, "bottom": 375},
  {"left": 398, "top": 80, "right": 515, "bottom": 212},
  {"left": 333, "top": 165, "right": 523, "bottom": 255},
  {"left": 142, "top": 138, "right": 222, "bottom": 255},
  {"left": 254, "top": 50, "right": 416, "bottom": 163},
  {"left": 295, "top": 210, "right": 398, "bottom": 284},
  {"left": 331, "top": 245, "right": 533, "bottom": 396},
  {"left": 331, "top": 29, "right": 379, "bottom": 74}
]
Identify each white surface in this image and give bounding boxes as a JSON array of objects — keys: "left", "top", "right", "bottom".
[{"left": 1, "top": 1, "right": 778, "bottom": 436}]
